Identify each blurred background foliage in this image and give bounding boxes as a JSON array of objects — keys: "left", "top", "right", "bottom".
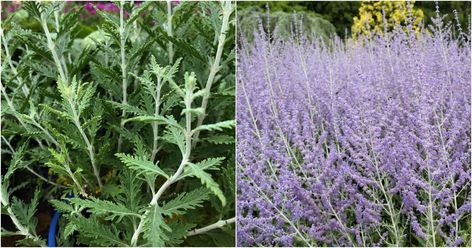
[
  {"left": 351, "top": 1, "right": 424, "bottom": 37},
  {"left": 237, "top": 1, "right": 471, "bottom": 39},
  {"left": 2, "top": 1, "right": 470, "bottom": 40}
]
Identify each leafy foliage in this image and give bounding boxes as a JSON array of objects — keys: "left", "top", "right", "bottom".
[
  {"left": 115, "top": 153, "right": 169, "bottom": 179},
  {"left": 161, "top": 187, "right": 211, "bottom": 216},
  {"left": 238, "top": 5, "right": 336, "bottom": 42},
  {"left": 352, "top": 0, "right": 424, "bottom": 37},
  {"left": 1, "top": 1, "right": 235, "bottom": 246}
]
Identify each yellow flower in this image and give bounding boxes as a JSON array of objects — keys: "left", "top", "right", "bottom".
[{"left": 352, "top": 1, "right": 424, "bottom": 38}]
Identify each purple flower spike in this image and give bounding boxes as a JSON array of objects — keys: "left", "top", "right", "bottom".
[{"left": 237, "top": 10, "right": 471, "bottom": 247}]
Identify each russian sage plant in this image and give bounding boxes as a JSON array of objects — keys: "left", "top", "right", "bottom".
[
  {"left": 237, "top": 9, "right": 471, "bottom": 247},
  {"left": 1, "top": 1, "right": 235, "bottom": 246}
]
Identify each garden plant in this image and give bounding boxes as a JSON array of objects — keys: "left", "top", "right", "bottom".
[
  {"left": 237, "top": 5, "right": 471, "bottom": 247},
  {"left": 1, "top": 0, "right": 235, "bottom": 246}
]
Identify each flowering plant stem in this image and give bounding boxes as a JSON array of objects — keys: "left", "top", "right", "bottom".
[
  {"left": 193, "top": 1, "right": 232, "bottom": 146},
  {"left": 166, "top": 0, "right": 174, "bottom": 64},
  {"left": 130, "top": 77, "right": 195, "bottom": 247},
  {"left": 186, "top": 217, "right": 236, "bottom": 238},
  {"left": 39, "top": 6, "right": 102, "bottom": 190}
]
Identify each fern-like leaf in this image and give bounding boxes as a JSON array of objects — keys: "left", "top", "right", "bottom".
[
  {"left": 115, "top": 153, "right": 169, "bottom": 179},
  {"left": 123, "top": 115, "right": 183, "bottom": 130},
  {"left": 49, "top": 199, "right": 75, "bottom": 213},
  {"left": 10, "top": 189, "right": 40, "bottom": 234},
  {"left": 142, "top": 205, "right": 170, "bottom": 247},
  {"left": 203, "top": 135, "right": 235, "bottom": 144},
  {"left": 107, "top": 101, "right": 147, "bottom": 116},
  {"left": 177, "top": 157, "right": 225, "bottom": 180},
  {"left": 69, "top": 197, "right": 140, "bottom": 221},
  {"left": 162, "top": 126, "right": 186, "bottom": 155},
  {"left": 185, "top": 163, "right": 226, "bottom": 206},
  {"left": 161, "top": 187, "right": 210, "bottom": 216},
  {"left": 71, "top": 216, "right": 127, "bottom": 247},
  {"left": 192, "top": 120, "right": 235, "bottom": 133}
]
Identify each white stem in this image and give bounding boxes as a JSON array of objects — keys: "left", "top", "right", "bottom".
[
  {"left": 25, "top": 167, "right": 65, "bottom": 188},
  {"left": 193, "top": 1, "right": 232, "bottom": 146},
  {"left": 151, "top": 79, "right": 162, "bottom": 162},
  {"left": 166, "top": 0, "right": 174, "bottom": 64},
  {"left": 185, "top": 217, "right": 235, "bottom": 237},
  {"left": 0, "top": 28, "right": 29, "bottom": 96},
  {"left": 130, "top": 89, "right": 194, "bottom": 246},
  {"left": 40, "top": 12, "right": 67, "bottom": 83},
  {"left": 68, "top": 96, "right": 102, "bottom": 189}
]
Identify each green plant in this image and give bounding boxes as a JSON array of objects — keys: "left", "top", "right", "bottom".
[
  {"left": 237, "top": 5, "right": 336, "bottom": 42},
  {"left": 1, "top": 0, "right": 235, "bottom": 246}
]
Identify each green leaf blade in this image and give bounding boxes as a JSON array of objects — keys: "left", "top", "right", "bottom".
[
  {"left": 161, "top": 187, "right": 211, "bottom": 216},
  {"left": 115, "top": 153, "right": 169, "bottom": 179},
  {"left": 186, "top": 164, "right": 226, "bottom": 206},
  {"left": 193, "top": 120, "right": 235, "bottom": 133}
]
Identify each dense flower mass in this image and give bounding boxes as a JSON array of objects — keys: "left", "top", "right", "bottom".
[{"left": 237, "top": 13, "right": 471, "bottom": 247}]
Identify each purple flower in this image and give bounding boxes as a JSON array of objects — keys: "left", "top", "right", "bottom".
[{"left": 237, "top": 8, "right": 471, "bottom": 246}]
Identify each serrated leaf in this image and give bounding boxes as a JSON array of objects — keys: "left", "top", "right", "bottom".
[
  {"left": 63, "top": 222, "right": 77, "bottom": 238},
  {"left": 49, "top": 199, "right": 75, "bottom": 213},
  {"left": 162, "top": 126, "right": 186, "bottom": 155},
  {"left": 192, "top": 120, "right": 235, "bottom": 133},
  {"left": 143, "top": 205, "right": 170, "bottom": 247},
  {"left": 131, "top": 70, "right": 155, "bottom": 98},
  {"left": 181, "top": 107, "right": 205, "bottom": 116},
  {"left": 107, "top": 101, "right": 147, "bottom": 116},
  {"left": 177, "top": 157, "right": 224, "bottom": 180},
  {"left": 71, "top": 216, "right": 127, "bottom": 247},
  {"left": 123, "top": 115, "right": 181, "bottom": 130},
  {"left": 165, "top": 221, "right": 196, "bottom": 246},
  {"left": 185, "top": 163, "right": 226, "bottom": 206},
  {"left": 39, "top": 104, "right": 71, "bottom": 120},
  {"left": 5, "top": 142, "right": 27, "bottom": 180},
  {"left": 195, "top": 157, "right": 225, "bottom": 171},
  {"left": 1, "top": 228, "right": 20, "bottom": 237},
  {"left": 10, "top": 189, "right": 40, "bottom": 234},
  {"left": 115, "top": 153, "right": 169, "bottom": 179},
  {"left": 69, "top": 197, "right": 140, "bottom": 221},
  {"left": 117, "top": 168, "right": 143, "bottom": 212},
  {"left": 15, "top": 236, "right": 46, "bottom": 247},
  {"left": 45, "top": 161, "right": 70, "bottom": 178},
  {"left": 203, "top": 135, "right": 234, "bottom": 144},
  {"left": 154, "top": 25, "right": 207, "bottom": 63},
  {"left": 91, "top": 62, "right": 121, "bottom": 83},
  {"left": 78, "top": 83, "right": 97, "bottom": 114},
  {"left": 161, "top": 187, "right": 210, "bottom": 216}
]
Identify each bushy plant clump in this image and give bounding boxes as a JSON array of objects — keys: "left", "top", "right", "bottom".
[
  {"left": 237, "top": 9, "right": 471, "bottom": 247},
  {"left": 1, "top": 1, "right": 235, "bottom": 246}
]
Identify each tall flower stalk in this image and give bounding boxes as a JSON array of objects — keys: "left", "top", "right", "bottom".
[{"left": 237, "top": 9, "right": 471, "bottom": 247}]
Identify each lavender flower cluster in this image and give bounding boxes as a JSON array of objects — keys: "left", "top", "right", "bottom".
[{"left": 237, "top": 15, "right": 471, "bottom": 247}]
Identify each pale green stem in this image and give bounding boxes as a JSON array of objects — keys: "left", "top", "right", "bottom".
[
  {"left": 193, "top": 1, "right": 232, "bottom": 146},
  {"left": 0, "top": 28, "right": 29, "bottom": 96},
  {"left": 244, "top": 172, "right": 312, "bottom": 247},
  {"left": 67, "top": 96, "right": 103, "bottom": 189},
  {"left": 185, "top": 217, "right": 235, "bottom": 238},
  {"left": 40, "top": 12, "right": 67, "bottom": 83},
  {"left": 130, "top": 87, "right": 194, "bottom": 246},
  {"left": 166, "top": 0, "right": 174, "bottom": 64},
  {"left": 434, "top": 109, "right": 460, "bottom": 240},
  {"left": 4, "top": 206, "right": 45, "bottom": 246},
  {"left": 151, "top": 78, "right": 162, "bottom": 162},
  {"left": 367, "top": 129, "right": 401, "bottom": 246}
]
